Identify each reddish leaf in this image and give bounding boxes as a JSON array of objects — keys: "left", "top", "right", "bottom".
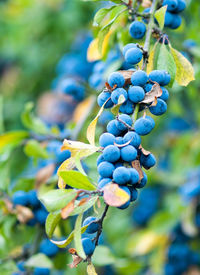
[
  {"left": 139, "top": 145, "right": 151, "bottom": 156},
  {"left": 16, "top": 205, "right": 34, "bottom": 224},
  {"left": 68, "top": 254, "right": 83, "bottom": 268},
  {"left": 118, "top": 70, "right": 135, "bottom": 86},
  {"left": 61, "top": 200, "right": 75, "bottom": 219},
  {"left": 103, "top": 183, "right": 130, "bottom": 207},
  {"left": 140, "top": 83, "right": 162, "bottom": 104},
  {"left": 132, "top": 160, "right": 144, "bottom": 181},
  {"left": 36, "top": 163, "right": 55, "bottom": 188}
]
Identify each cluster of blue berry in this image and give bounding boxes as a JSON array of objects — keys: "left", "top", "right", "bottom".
[{"left": 163, "top": 0, "right": 186, "bottom": 29}]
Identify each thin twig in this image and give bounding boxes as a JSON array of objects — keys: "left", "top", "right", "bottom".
[{"left": 94, "top": 204, "right": 109, "bottom": 246}]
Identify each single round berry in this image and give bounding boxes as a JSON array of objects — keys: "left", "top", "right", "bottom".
[
  {"left": 129, "top": 21, "right": 146, "bottom": 39},
  {"left": 145, "top": 115, "right": 156, "bottom": 128},
  {"left": 83, "top": 216, "right": 100, "bottom": 234},
  {"left": 149, "top": 70, "right": 166, "bottom": 85},
  {"left": 175, "top": 0, "right": 186, "bottom": 12},
  {"left": 161, "top": 71, "right": 171, "bottom": 86},
  {"left": 129, "top": 187, "right": 138, "bottom": 202},
  {"left": 103, "top": 145, "right": 121, "bottom": 163},
  {"left": 33, "top": 267, "right": 50, "bottom": 275},
  {"left": 107, "top": 120, "right": 122, "bottom": 136},
  {"left": 164, "top": 11, "right": 173, "bottom": 27},
  {"left": 120, "top": 145, "right": 137, "bottom": 162},
  {"left": 12, "top": 191, "right": 28, "bottom": 206},
  {"left": 113, "top": 167, "right": 131, "bottom": 185},
  {"left": 34, "top": 208, "right": 48, "bottom": 225},
  {"left": 98, "top": 178, "right": 112, "bottom": 189},
  {"left": 39, "top": 239, "right": 59, "bottom": 257},
  {"left": 129, "top": 168, "right": 140, "bottom": 184},
  {"left": 125, "top": 47, "right": 143, "bottom": 65},
  {"left": 97, "top": 91, "right": 113, "bottom": 109},
  {"left": 149, "top": 98, "right": 167, "bottom": 116},
  {"left": 131, "top": 70, "right": 148, "bottom": 87},
  {"left": 170, "top": 14, "right": 182, "bottom": 29},
  {"left": 163, "top": 0, "right": 178, "bottom": 12},
  {"left": 119, "top": 100, "right": 134, "bottom": 115},
  {"left": 144, "top": 83, "right": 153, "bottom": 93},
  {"left": 97, "top": 161, "right": 115, "bottom": 178},
  {"left": 82, "top": 238, "right": 95, "bottom": 256},
  {"left": 128, "top": 86, "right": 145, "bottom": 103},
  {"left": 134, "top": 117, "right": 155, "bottom": 136},
  {"left": 115, "top": 114, "right": 132, "bottom": 131},
  {"left": 108, "top": 72, "right": 125, "bottom": 88},
  {"left": 96, "top": 154, "right": 104, "bottom": 166},
  {"left": 160, "top": 87, "right": 169, "bottom": 101},
  {"left": 140, "top": 153, "right": 156, "bottom": 169},
  {"left": 115, "top": 136, "right": 124, "bottom": 145},
  {"left": 99, "top": 133, "right": 115, "bottom": 148},
  {"left": 27, "top": 190, "right": 39, "bottom": 208},
  {"left": 122, "top": 43, "right": 137, "bottom": 56},
  {"left": 123, "top": 131, "right": 141, "bottom": 148},
  {"left": 136, "top": 171, "right": 147, "bottom": 188},
  {"left": 111, "top": 88, "right": 128, "bottom": 105}
]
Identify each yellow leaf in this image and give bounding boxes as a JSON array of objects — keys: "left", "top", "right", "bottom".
[
  {"left": 58, "top": 140, "right": 99, "bottom": 188},
  {"left": 146, "top": 45, "right": 157, "bottom": 74},
  {"left": 87, "top": 263, "right": 98, "bottom": 275},
  {"left": 170, "top": 46, "right": 195, "bottom": 86},
  {"left": 87, "top": 101, "right": 107, "bottom": 146},
  {"left": 154, "top": 5, "right": 167, "bottom": 30},
  {"left": 0, "top": 131, "right": 29, "bottom": 153},
  {"left": 73, "top": 96, "right": 96, "bottom": 124},
  {"left": 87, "top": 31, "right": 112, "bottom": 62}
]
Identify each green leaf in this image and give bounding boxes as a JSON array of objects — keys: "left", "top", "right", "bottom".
[
  {"left": 21, "top": 102, "right": 50, "bottom": 135},
  {"left": 51, "top": 225, "right": 88, "bottom": 248},
  {"left": 70, "top": 196, "right": 98, "bottom": 216},
  {"left": 24, "top": 139, "right": 49, "bottom": 159},
  {"left": 0, "top": 95, "right": 4, "bottom": 134},
  {"left": 156, "top": 43, "right": 176, "bottom": 87},
  {"left": 45, "top": 211, "right": 61, "bottom": 238},
  {"left": 154, "top": 5, "right": 167, "bottom": 30},
  {"left": 92, "top": 246, "right": 116, "bottom": 266},
  {"left": 93, "top": 6, "right": 115, "bottom": 26},
  {"left": 98, "top": 6, "right": 127, "bottom": 52},
  {"left": 75, "top": 152, "right": 87, "bottom": 176},
  {"left": 170, "top": 46, "right": 195, "bottom": 86},
  {"left": 25, "top": 253, "right": 53, "bottom": 268},
  {"left": 0, "top": 130, "right": 29, "bottom": 153},
  {"left": 111, "top": 94, "right": 126, "bottom": 115},
  {"left": 39, "top": 189, "right": 77, "bottom": 212},
  {"left": 74, "top": 212, "right": 86, "bottom": 259},
  {"left": 59, "top": 171, "right": 97, "bottom": 191}
]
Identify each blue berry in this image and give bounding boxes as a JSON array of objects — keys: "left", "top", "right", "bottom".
[
  {"left": 111, "top": 88, "right": 128, "bottom": 105},
  {"left": 39, "top": 239, "right": 59, "bottom": 257},
  {"left": 83, "top": 216, "right": 100, "bottom": 234},
  {"left": 12, "top": 191, "right": 28, "bottom": 206},
  {"left": 115, "top": 114, "right": 132, "bottom": 131},
  {"left": 134, "top": 117, "right": 155, "bottom": 136},
  {"left": 175, "top": 0, "right": 186, "bottom": 12},
  {"left": 97, "top": 91, "right": 113, "bottom": 109},
  {"left": 128, "top": 86, "right": 145, "bottom": 103},
  {"left": 136, "top": 171, "right": 147, "bottom": 188},
  {"left": 122, "top": 43, "right": 137, "bottom": 56},
  {"left": 129, "top": 21, "right": 146, "bottom": 39},
  {"left": 120, "top": 145, "right": 137, "bottom": 162},
  {"left": 149, "top": 70, "right": 165, "bottom": 85},
  {"left": 99, "top": 133, "right": 115, "bottom": 148},
  {"left": 145, "top": 115, "right": 156, "bottom": 128},
  {"left": 129, "top": 187, "right": 138, "bottom": 201},
  {"left": 140, "top": 153, "right": 156, "bottom": 169},
  {"left": 131, "top": 70, "right": 148, "bottom": 87},
  {"left": 163, "top": 0, "right": 178, "bottom": 12},
  {"left": 17, "top": 261, "right": 25, "bottom": 272},
  {"left": 161, "top": 71, "right": 171, "bottom": 86},
  {"left": 27, "top": 190, "right": 39, "bottom": 208},
  {"left": 170, "top": 14, "right": 182, "bottom": 29},
  {"left": 123, "top": 131, "right": 141, "bottom": 148},
  {"left": 164, "top": 11, "right": 173, "bottom": 27},
  {"left": 149, "top": 98, "right": 167, "bottom": 115},
  {"left": 96, "top": 154, "right": 104, "bottom": 166},
  {"left": 97, "top": 161, "right": 115, "bottom": 178},
  {"left": 125, "top": 47, "right": 143, "bottom": 65},
  {"left": 98, "top": 178, "right": 112, "bottom": 189},
  {"left": 113, "top": 167, "right": 131, "bottom": 185},
  {"left": 82, "top": 238, "right": 95, "bottom": 256},
  {"left": 107, "top": 120, "right": 122, "bottom": 136},
  {"left": 33, "top": 268, "right": 50, "bottom": 275},
  {"left": 99, "top": 111, "right": 114, "bottom": 125},
  {"left": 119, "top": 100, "right": 134, "bottom": 115},
  {"left": 55, "top": 148, "right": 71, "bottom": 164},
  {"left": 115, "top": 137, "right": 124, "bottom": 144},
  {"left": 34, "top": 208, "right": 48, "bottom": 225},
  {"left": 103, "top": 145, "right": 120, "bottom": 163},
  {"left": 129, "top": 168, "right": 140, "bottom": 184},
  {"left": 144, "top": 83, "right": 153, "bottom": 93},
  {"left": 108, "top": 72, "right": 125, "bottom": 88},
  {"left": 160, "top": 87, "right": 169, "bottom": 101}
]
